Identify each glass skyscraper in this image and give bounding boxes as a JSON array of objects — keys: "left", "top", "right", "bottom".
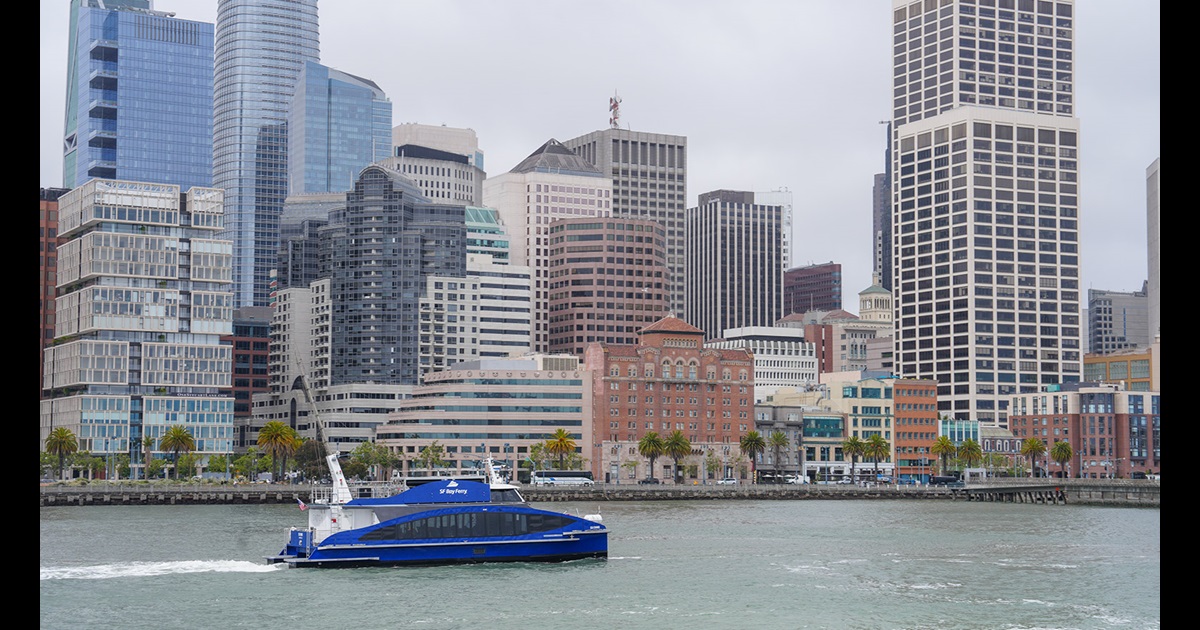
[
  {"left": 61, "top": 0, "right": 213, "bottom": 191},
  {"left": 288, "top": 61, "right": 392, "bottom": 195},
  {"left": 213, "top": 0, "right": 320, "bottom": 308}
]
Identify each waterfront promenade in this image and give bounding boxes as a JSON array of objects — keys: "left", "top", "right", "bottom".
[{"left": 39, "top": 478, "right": 1158, "bottom": 508}]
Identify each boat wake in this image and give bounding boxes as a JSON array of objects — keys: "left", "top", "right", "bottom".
[{"left": 40, "top": 560, "right": 283, "bottom": 580}]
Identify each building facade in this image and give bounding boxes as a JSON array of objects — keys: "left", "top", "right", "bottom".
[
  {"left": 706, "top": 326, "right": 819, "bottom": 403},
  {"left": 483, "top": 139, "right": 613, "bottom": 353},
  {"left": 322, "top": 165, "right": 467, "bottom": 386},
  {"left": 223, "top": 306, "right": 271, "bottom": 446},
  {"left": 40, "top": 188, "right": 71, "bottom": 395},
  {"left": 685, "top": 190, "right": 791, "bottom": 341},
  {"left": 784, "top": 262, "right": 843, "bottom": 315},
  {"left": 377, "top": 145, "right": 485, "bottom": 206},
  {"left": 42, "top": 179, "right": 235, "bottom": 476},
  {"left": 62, "top": 0, "right": 213, "bottom": 191},
  {"left": 562, "top": 128, "right": 688, "bottom": 316},
  {"left": 583, "top": 315, "right": 755, "bottom": 483},
  {"left": 288, "top": 61, "right": 392, "bottom": 195},
  {"left": 547, "top": 217, "right": 670, "bottom": 357},
  {"left": 892, "top": 378, "right": 938, "bottom": 482},
  {"left": 1082, "top": 346, "right": 1156, "bottom": 392},
  {"left": 1086, "top": 284, "right": 1150, "bottom": 355},
  {"left": 1009, "top": 382, "right": 1160, "bottom": 478},
  {"left": 391, "top": 123, "right": 485, "bottom": 172},
  {"left": 375, "top": 355, "right": 589, "bottom": 480},
  {"left": 889, "top": 0, "right": 1083, "bottom": 427},
  {"left": 214, "top": 0, "right": 320, "bottom": 308}
]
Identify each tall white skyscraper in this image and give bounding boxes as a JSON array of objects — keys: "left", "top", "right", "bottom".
[{"left": 889, "top": 0, "right": 1082, "bottom": 428}]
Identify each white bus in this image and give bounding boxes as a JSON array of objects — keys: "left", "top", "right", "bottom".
[{"left": 530, "top": 470, "right": 595, "bottom": 486}]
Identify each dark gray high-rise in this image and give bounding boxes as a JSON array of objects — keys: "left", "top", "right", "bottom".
[{"left": 322, "top": 165, "right": 467, "bottom": 386}]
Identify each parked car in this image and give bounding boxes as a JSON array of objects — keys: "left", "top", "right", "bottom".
[
  {"left": 785, "top": 475, "right": 809, "bottom": 485},
  {"left": 836, "top": 477, "right": 854, "bottom": 484},
  {"left": 896, "top": 478, "right": 917, "bottom": 485},
  {"left": 638, "top": 477, "right": 661, "bottom": 485},
  {"left": 717, "top": 477, "right": 738, "bottom": 485}
]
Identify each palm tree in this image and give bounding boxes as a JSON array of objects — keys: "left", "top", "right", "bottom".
[
  {"left": 142, "top": 434, "right": 157, "bottom": 480},
  {"left": 1020, "top": 437, "right": 1047, "bottom": 478},
  {"left": 739, "top": 431, "right": 766, "bottom": 484},
  {"left": 545, "top": 429, "right": 577, "bottom": 470},
  {"left": 931, "top": 435, "right": 956, "bottom": 476},
  {"left": 637, "top": 432, "right": 665, "bottom": 481},
  {"left": 958, "top": 438, "right": 983, "bottom": 472},
  {"left": 664, "top": 430, "right": 691, "bottom": 484},
  {"left": 159, "top": 425, "right": 196, "bottom": 480},
  {"left": 257, "top": 421, "right": 294, "bottom": 479},
  {"left": 1051, "top": 440, "right": 1074, "bottom": 479},
  {"left": 865, "top": 435, "right": 890, "bottom": 481},
  {"left": 768, "top": 431, "right": 789, "bottom": 479},
  {"left": 45, "top": 427, "right": 78, "bottom": 481},
  {"left": 842, "top": 435, "right": 866, "bottom": 483}
]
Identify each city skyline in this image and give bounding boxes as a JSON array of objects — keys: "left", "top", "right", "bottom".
[{"left": 39, "top": 0, "right": 1159, "bottom": 310}]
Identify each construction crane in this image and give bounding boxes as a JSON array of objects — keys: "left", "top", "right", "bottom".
[{"left": 293, "top": 357, "right": 352, "bottom": 503}]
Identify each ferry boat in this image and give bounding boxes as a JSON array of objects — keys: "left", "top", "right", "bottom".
[{"left": 265, "top": 455, "right": 607, "bottom": 568}]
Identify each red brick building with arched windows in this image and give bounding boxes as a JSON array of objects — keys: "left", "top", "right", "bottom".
[{"left": 582, "top": 315, "right": 754, "bottom": 483}]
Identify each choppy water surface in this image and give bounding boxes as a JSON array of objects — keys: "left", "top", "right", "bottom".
[{"left": 40, "top": 500, "right": 1158, "bottom": 630}]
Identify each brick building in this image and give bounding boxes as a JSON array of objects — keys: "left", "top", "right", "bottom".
[{"left": 582, "top": 315, "right": 754, "bottom": 483}]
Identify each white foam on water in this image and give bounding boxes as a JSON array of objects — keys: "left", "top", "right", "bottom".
[{"left": 40, "top": 559, "right": 283, "bottom": 580}]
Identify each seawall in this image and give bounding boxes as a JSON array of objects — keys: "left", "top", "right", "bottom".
[{"left": 39, "top": 479, "right": 1158, "bottom": 508}]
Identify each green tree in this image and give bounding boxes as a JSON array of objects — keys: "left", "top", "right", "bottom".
[
  {"left": 1051, "top": 440, "right": 1073, "bottom": 478},
  {"left": 116, "top": 454, "right": 131, "bottom": 480},
  {"left": 257, "top": 421, "right": 296, "bottom": 479},
  {"left": 704, "top": 450, "right": 721, "bottom": 483},
  {"left": 40, "top": 451, "right": 56, "bottom": 479},
  {"left": 637, "top": 432, "right": 665, "bottom": 481},
  {"left": 159, "top": 425, "right": 196, "bottom": 480},
  {"left": 414, "top": 440, "right": 447, "bottom": 472},
  {"left": 865, "top": 434, "right": 890, "bottom": 480},
  {"left": 545, "top": 429, "right": 578, "bottom": 470},
  {"left": 931, "top": 435, "right": 956, "bottom": 475},
  {"left": 740, "top": 431, "right": 766, "bottom": 483},
  {"left": 350, "top": 441, "right": 391, "bottom": 480},
  {"left": 842, "top": 435, "right": 866, "bottom": 483},
  {"left": 958, "top": 438, "right": 983, "bottom": 470},
  {"left": 45, "top": 427, "right": 79, "bottom": 481},
  {"left": 664, "top": 430, "right": 691, "bottom": 484},
  {"left": 528, "top": 443, "right": 550, "bottom": 471},
  {"left": 206, "top": 453, "right": 229, "bottom": 478},
  {"left": 1020, "top": 437, "right": 1047, "bottom": 478},
  {"left": 294, "top": 439, "right": 327, "bottom": 481},
  {"left": 146, "top": 458, "right": 165, "bottom": 479},
  {"left": 768, "top": 431, "right": 790, "bottom": 478},
  {"left": 142, "top": 434, "right": 157, "bottom": 481},
  {"left": 177, "top": 452, "right": 200, "bottom": 479}
]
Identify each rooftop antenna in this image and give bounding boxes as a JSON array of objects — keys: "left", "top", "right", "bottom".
[{"left": 609, "top": 90, "right": 622, "bottom": 129}]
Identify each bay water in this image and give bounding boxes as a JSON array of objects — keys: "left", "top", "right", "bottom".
[{"left": 40, "top": 499, "right": 1159, "bottom": 629}]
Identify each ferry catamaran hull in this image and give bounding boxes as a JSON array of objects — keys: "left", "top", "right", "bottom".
[{"left": 267, "top": 456, "right": 607, "bottom": 568}]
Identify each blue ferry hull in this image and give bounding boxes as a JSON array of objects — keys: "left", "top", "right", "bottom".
[
  {"left": 290, "top": 534, "right": 607, "bottom": 568},
  {"left": 273, "top": 498, "right": 608, "bottom": 569}
]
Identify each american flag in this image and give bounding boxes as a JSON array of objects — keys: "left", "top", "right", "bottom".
[{"left": 296, "top": 497, "right": 308, "bottom": 511}]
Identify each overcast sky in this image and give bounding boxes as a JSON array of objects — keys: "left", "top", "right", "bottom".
[{"left": 40, "top": 1, "right": 1159, "bottom": 309}]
